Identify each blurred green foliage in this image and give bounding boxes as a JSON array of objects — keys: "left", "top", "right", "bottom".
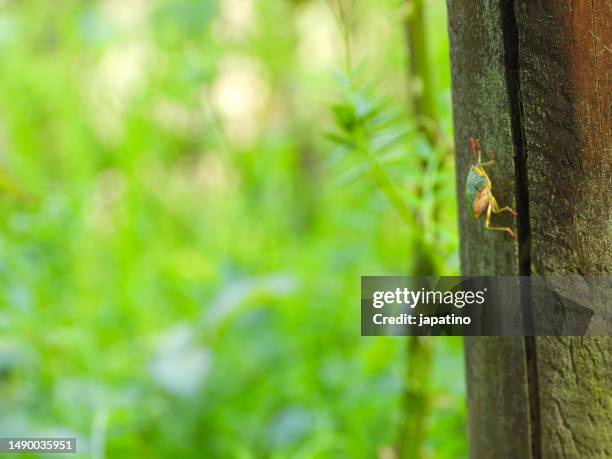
[{"left": 0, "top": 0, "right": 465, "bottom": 458}]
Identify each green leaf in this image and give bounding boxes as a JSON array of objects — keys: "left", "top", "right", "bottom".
[
  {"left": 334, "top": 162, "right": 371, "bottom": 187},
  {"left": 331, "top": 103, "right": 358, "bottom": 132},
  {"left": 324, "top": 131, "right": 355, "bottom": 149}
]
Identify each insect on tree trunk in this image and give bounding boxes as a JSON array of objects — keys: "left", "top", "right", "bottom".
[{"left": 446, "top": 1, "right": 611, "bottom": 458}]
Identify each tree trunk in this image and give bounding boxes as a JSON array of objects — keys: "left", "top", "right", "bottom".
[{"left": 446, "top": 1, "right": 611, "bottom": 458}]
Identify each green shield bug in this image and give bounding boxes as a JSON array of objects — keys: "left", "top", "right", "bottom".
[{"left": 465, "top": 138, "right": 517, "bottom": 239}]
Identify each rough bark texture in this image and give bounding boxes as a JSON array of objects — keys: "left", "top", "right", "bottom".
[
  {"left": 518, "top": 1, "right": 611, "bottom": 276},
  {"left": 447, "top": 0, "right": 611, "bottom": 458}
]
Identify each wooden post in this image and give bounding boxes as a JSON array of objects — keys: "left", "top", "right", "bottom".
[{"left": 446, "top": 1, "right": 611, "bottom": 457}]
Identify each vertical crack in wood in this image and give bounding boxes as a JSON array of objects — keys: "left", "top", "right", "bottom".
[
  {"left": 500, "top": 1, "right": 541, "bottom": 458},
  {"left": 523, "top": 335, "right": 541, "bottom": 459}
]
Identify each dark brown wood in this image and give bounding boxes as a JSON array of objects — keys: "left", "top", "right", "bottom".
[
  {"left": 517, "top": 0, "right": 611, "bottom": 276},
  {"left": 447, "top": 0, "right": 611, "bottom": 457},
  {"left": 515, "top": 2, "right": 612, "bottom": 457}
]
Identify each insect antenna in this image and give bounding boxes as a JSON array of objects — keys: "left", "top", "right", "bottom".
[
  {"left": 470, "top": 138, "right": 478, "bottom": 162},
  {"left": 469, "top": 137, "right": 483, "bottom": 163},
  {"left": 475, "top": 139, "right": 483, "bottom": 163}
]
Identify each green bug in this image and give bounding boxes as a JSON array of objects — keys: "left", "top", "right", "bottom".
[{"left": 465, "top": 138, "right": 517, "bottom": 239}]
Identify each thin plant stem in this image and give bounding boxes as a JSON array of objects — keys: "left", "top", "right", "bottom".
[{"left": 326, "top": 0, "right": 353, "bottom": 73}]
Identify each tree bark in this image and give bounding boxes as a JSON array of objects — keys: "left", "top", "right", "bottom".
[{"left": 446, "top": 1, "right": 611, "bottom": 458}]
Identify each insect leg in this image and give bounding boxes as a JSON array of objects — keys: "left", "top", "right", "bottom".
[
  {"left": 479, "top": 151, "right": 496, "bottom": 167},
  {"left": 484, "top": 204, "right": 517, "bottom": 238},
  {"left": 490, "top": 194, "right": 518, "bottom": 216}
]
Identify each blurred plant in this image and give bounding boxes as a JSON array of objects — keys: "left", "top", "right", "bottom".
[
  {"left": 325, "top": 0, "right": 457, "bottom": 275},
  {"left": 326, "top": 66, "right": 460, "bottom": 457},
  {"left": 326, "top": 64, "right": 435, "bottom": 459},
  {"left": 327, "top": 71, "right": 417, "bottom": 227},
  {"left": 0, "top": 0, "right": 465, "bottom": 457},
  {"left": 325, "top": 2, "right": 461, "bottom": 459},
  {"left": 0, "top": 166, "right": 34, "bottom": 204}
]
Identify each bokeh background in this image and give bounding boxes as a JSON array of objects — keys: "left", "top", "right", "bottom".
[{"left": 0, "top": 0, "right": 465, "bottom": 457}]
